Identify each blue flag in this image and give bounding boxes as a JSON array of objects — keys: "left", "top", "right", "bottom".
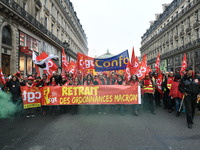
[{"left": 94, "top": 50, "right": 129, "bottom": 72}]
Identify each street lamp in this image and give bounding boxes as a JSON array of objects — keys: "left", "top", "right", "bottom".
[
  {"left": 63, "top": 40, "right": 70, "bottom": 51},
  {"left": 63, "top": 40, "right": 70, "bottom": 62}
]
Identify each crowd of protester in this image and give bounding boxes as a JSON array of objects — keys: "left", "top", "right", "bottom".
[{"left": 0, "top": 68, "right": 200, "bottom": 128}]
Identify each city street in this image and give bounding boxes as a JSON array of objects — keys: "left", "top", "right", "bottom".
[{"left": 0, "top": 106, "right": 200, "bottom": 150}]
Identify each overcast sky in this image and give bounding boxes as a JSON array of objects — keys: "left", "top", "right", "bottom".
[{"left": 71, "top": 0, "right": 173, "bottom": 58}]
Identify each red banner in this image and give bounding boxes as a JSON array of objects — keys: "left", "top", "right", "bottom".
[
  {"left": 20, "top": 85, "right": 141, "bottom": 108},
  {"left": 42, "top": 85, "right": 140, "bottom": 105},
  {"left": 21, "top": 86, "right": 42, "bottom": 109}
]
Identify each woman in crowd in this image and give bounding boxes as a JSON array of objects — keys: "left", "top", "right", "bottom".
[
  {"left": 84, "top": 74, "right": 93, "bottom": 114},
  {"left": 129, "top": 74, "right": 140, "bottom": 116}
]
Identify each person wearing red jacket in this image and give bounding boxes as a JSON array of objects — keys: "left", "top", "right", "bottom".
[{"left": 169, "top": 74, "right": 184, "bottom": 117}]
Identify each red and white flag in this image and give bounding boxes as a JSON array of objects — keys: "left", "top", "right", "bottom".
[
  {"left": 125, "top": 61, "right": 132, "bottom": 83},
  {"left": 148, "top": 65, "right": 152, "bottom": 73},
  {"left": 33, "top": 51, "right": 58, "bottom": 80},
  {"left": 131, "top": 56, "right": 140, "bottom": 75},
  {"left": 62, "top": 48, "right": 69, "bottom": 75},
  {"left": 155, "top": 52, "right": 160, "bottom": 73},
  {"left": 156, "top": 71, "right": 163, "bottom": 95},
  {"left": 0, "top": 68, "right": 6, "bottom": 85},
  {"left": 180, "top": 53, "right": 187, "bottom": 76},
  {"left": 136, "top": 54, "right": 148, "bottom": 80}
]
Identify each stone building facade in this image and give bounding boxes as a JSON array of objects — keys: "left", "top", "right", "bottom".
[
  {"left": 140, "top": 0, "right": 200, "bottom": 72},
  {"left": 0, "top": 0, "right": 88, "bottom": 76}
]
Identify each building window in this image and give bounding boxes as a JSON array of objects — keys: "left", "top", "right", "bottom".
[
  {"left": 171, "top": 28, "right": 173, "bottom": 38},
  {"left": 176, "top": 25, "right": 178, "bottom": 35},
  {"left": 2, "top": 26, "right": 12, "bottom": 46},
  {"left": 188, "top": 33, "right": 191, "bottom": 43},
  {"left": 181, "top": 21, "right": 184, "bottom": 32},
  {"left": 187, "top": 16, "right": 190, "bottom": 27},
  {"left": 23, "top": 2, "right": 26, "bottom": 9},
  {"left": 57, "top": 11, "right": 59, "bottom": 22},
  {"left": 181, "top": 37, "right": 184, "bottom": 46},
  {"left": 57, "top": 29, "right": 59, "bottom": 38},
  {"left": 196, "top": 29, "right": 199, "bottom": 39},
  {"left": 51, "top": 23, "right": 54, "bottom": 33},
  {"left": 61, "top": 17, "right": 63, "bottom": 27},
  {"left": 194, "top": 10, "right": 199, "bottom": 22},
  {"left": 44, "top": 16, "right": 48, "bottom": 28},
  {"left": 52, "top": 3, "right": 55, "bottom": 16}
]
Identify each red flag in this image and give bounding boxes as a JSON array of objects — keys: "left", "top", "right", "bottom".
[
  {"left": 147, "top": 65, "right": 152, "bottom": 73},
  {"left": 131, "top": 56, "right": 140, "bottom": 75},
  {"left": 136, "top": 54, "right": 147, "bottom": 80},
  {"left": 155, "top": 52, "right": 160, "bottom": 73},
  {"left": 62, "top": 48, "right": 69, "bottom": 75},
  {"left": 131, "top": 47, "right": 135, "bottom": 67},
  {"left": 35, "top": 65, "right": 40, "bottom": 77},
  {"left": 125, "top": 61, "right": 131, "bottom": 83},
  {"left": 156, "top": 71, "right": 163, "bottom": 95},
  {"left": 0, "top": 68, "right": 6, "bottom": 85},
  {"left": 180, "top": 53, "right": 187, "bottom": 76},
  {"left": 68, "top": 60, "right": 77, "bottom": 74},
  {"left": 77, "top": 53, "right": 92, "bottom": 77}
]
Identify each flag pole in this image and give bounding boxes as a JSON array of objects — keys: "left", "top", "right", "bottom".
[{"left": 179, "top": 95, "right": 185, "bottom": 112}]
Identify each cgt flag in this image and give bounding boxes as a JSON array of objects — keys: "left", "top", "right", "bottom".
[
  {"left": 155, "top": 52, "right": 160, "bottom": 73},
  {"left": 136, "top": 54, "right": 147, "bottom": 80},
  {"left": 0, "top": 67, "right": 6, "bottom": 85},
  {"left": 95, "top": 50, "right": 129, "bottom": 72},
  {"left": 180, "top": 53, "right": 187, "bottom": 76}
]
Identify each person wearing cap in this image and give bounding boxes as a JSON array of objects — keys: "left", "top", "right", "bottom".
[
  {"left": 26, "top": 76, "right": 34, "bottom": 87},
  {"left": 142, "top": 73, "right": 156, "bottom": 115},
  {"left": 178, "top": 66, "right": 200, "bottom": 129}
]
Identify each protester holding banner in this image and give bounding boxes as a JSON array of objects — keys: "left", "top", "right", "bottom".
[
  {"left": 84, "top": 74, "right": 94, "bottom": 114},
  {"left": 142, "top": 74, "right": 155, "bottom": 115},
  {"left": 129, "top": 74, "right": 140, "bottom": 116},
  {"left": 97, "top": 72, "right": 107, "bottom": 115},
  {"left": 24, "top": 76, "right": 36, "bottom": 117},
  {"left": 178, "top": 66, "right": 200, "bottom": 129}
]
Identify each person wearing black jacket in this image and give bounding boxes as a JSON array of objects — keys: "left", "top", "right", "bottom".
[
  {"left": 6, "top": 75, "right": 21, "bottom": 103},
  {"left": 178, "top": 66, "right": 200, "bottom": 129}
]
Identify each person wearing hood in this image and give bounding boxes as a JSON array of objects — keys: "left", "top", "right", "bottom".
[
  {"left": 178, "top": 66, "right": 200, "bottom": 129},
  {"left": 6, "top": 75, "right": 21, "bottom": 103}
]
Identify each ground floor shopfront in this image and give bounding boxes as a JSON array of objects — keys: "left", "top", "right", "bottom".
[
  {"left": 0, "top": 19, "right": 77, "bottom": 77},
  {"left": 149, "top": 47, "right": 200, "bottom": 73}
]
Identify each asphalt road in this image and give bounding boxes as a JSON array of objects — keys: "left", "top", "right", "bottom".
[{"left": 0, "top": 106, "right": 200, "bottom": 150}]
